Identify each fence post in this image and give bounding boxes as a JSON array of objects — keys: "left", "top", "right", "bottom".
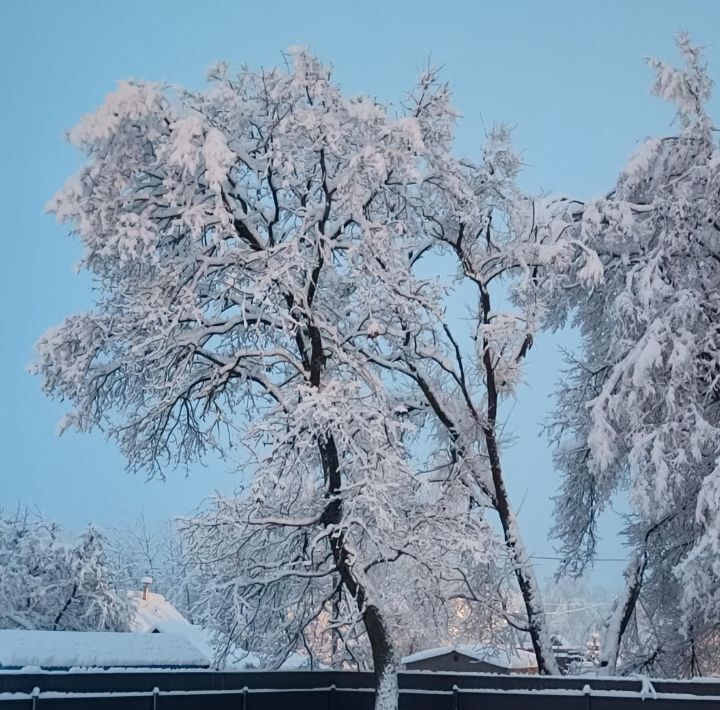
[
  {"left": 328, "top": 683, "right": 336, "bottom": 710},
  {"left": 452, "top": 683, "right": 459, "bottom": 710},
  {"left": 31, "top": 686, "right": 40, "bottom": 710},
  {"left": 242, "top": 685, "right": 248, "bottom": 710},
  {"left": 582, "top": 683, "right": 592, "bottom": 710}
]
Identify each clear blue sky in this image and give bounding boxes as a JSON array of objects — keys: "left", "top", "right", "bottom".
[{"left": 1, "top": 0, "right": 719, "bottom": 583}]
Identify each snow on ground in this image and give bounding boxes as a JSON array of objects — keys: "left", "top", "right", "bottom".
[
  {"left": 222, "top": 647, "right": 328, "bottom": 670},
  {"left": 0, "top": 630, "right": 210, "bottom": 670}
]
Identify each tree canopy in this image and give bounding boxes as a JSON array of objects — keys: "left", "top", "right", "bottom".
[{"left": 33, "top": 34, "right": 720, "bottom": 706}]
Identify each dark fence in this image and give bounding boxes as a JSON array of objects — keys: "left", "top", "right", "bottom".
[
  {"left": 1, "top": 671, "right": 719, "bottom": 709},
  {"left": 2, "top": 669, "right": 720, "bottom": 696}
]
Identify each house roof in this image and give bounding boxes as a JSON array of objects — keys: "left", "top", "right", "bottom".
[
  {"left": 128, "top": 590, "right": 219, "bottom": 664},
  {"left": 128, "top": 591, "right": 191, "bottom": 635},
  {"left": 278, "top": 652, "right": 330, "bottom": 670},
  {"left": 402, "top": 644, "right": 538, "bottom": 670},
  {"left": 0, "top": 629, "right": 210, "bottom": 670},
  {"left": 127, "top": 591, "right": 321, "bottom": 671}
]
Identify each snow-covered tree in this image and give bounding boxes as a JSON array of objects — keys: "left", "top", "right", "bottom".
[
  {"left": 541, "top": 575, "right": 612, "bottom": 652},
  {"left": 40, "top": 36, "right": 719, "bottom": 687},
  {"left": 342, "top": 71, "right": 604, "bottom": 672},
  {"left": 548, "top": 34, "right": 720, "bottom": 676},
  {"left": 0, "top": 511, "right": 129, "bottom": 632},
  {"left": 34, "top": 50, "right": 502, "bottom": 707},
  {"left": 184, "top": 467, "right": 495, "bottom": 670},
  {"left": 108, "top": 515, "right": 202, "bottom": 623}
]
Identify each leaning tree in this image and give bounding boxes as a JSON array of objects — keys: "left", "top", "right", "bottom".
[
  {"left": 548, "top": 35, "right": 720, "bottom": 676},
  {"left": 342, "top": 70, "right": 605, "bottom": 672}
]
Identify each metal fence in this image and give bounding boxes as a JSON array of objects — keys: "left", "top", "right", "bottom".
[{"left": 1, "top": 671, "right": 719, "bottom": 709}]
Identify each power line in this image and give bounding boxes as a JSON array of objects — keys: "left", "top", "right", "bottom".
[{"left": 531, "top": 555, "right": 627, "bottom": 563}]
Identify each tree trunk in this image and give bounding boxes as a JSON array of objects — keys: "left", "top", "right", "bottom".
[
  {"left": 53, "top": 583, "right": 78, "bottom": 630},
  {"left": 599, "top": 515, "right": 672, "bottom": 674},
  {"left": 304, "top": 252, "right": 398, "bottom": 706},
  {"left": 479, "top": 282, "right": 559, "bottom": 675},
  {"left": 409, "top": 363, "right": 558, "bottom": 675},
  {"left": 365, "top": 603, "right": 399, "bottom": 710},
  {"left": 599, "top": 553, "right": 646, "bottom": 673},
  {"left": 488, "top": 456, "right": 560, "bottom": 675},
  {"left": 319, "top": 433, "right": 399, "bottom": 709}
]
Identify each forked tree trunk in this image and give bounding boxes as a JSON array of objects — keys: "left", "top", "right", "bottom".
[{"left": 306, "top": 247, "right": 398, "bottom": 707}]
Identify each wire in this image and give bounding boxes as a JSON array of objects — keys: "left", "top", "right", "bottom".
[{"left": 531, "top": 555, "right": 627, "bottom": 563}]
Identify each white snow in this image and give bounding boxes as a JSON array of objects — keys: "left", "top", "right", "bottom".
[
  {"left": 277, "top": 652, "right": 330, "bottom": 671},
  {"left": 128, "top": 590, "right": 217, "bottom": 662},
  {"left": 401, "top": 645, "right": 537, "bottom": 670},
  {"left": 129, "top": 591, "right": 192, "bottom": 636},
  {"left": 0, "top": 630, "right": 210, "bottom": 669},
  {"left": 222, "top": 647, "right": 264, "bottom": 670},
  {"left": 128, "top": 591, "right": 325, "bottom": 671}
]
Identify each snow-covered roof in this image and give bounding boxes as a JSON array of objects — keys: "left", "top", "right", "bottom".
[
  {"left": 128, "top": 590, "right": 220, "bottom": 663},
  {"left": 128, "top": 591, "right": 191, "bottom": 635},
  {"left": 127, "top": 591, "right": 326, "bottom": 671},
  {"left": 0, "top": 630, "right": 210, "bottom": 670},
  {"left": 278, "top": 652, "right": 330, "bottom": 671},
  {"left": 402, "top": 645, "right": 537, "bottom": 670}
]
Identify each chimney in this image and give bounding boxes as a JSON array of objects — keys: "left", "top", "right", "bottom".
[{"left": 141, "top": 576, "right": 153, "bottom": 601}]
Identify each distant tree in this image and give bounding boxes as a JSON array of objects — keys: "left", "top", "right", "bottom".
[
  {"left": 541, "top": 575, "right": 612, "bottom": 651},
  {"left": 108, "top": 515, "right": 202, "bottom": 623},
  {"left": 548, "top": 34, "right": 720, "bottom": 676},
  {"left": 0, "top": 511, "right": 129, "bottom": 632}
]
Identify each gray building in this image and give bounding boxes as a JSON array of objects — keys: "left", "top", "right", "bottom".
[{"left": 402, "top": 644, "right": 538, "bottom": 674}]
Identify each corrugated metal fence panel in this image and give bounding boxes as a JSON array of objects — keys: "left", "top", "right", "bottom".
[
  {"left": 4, "top": 670, "right": 720, "bottom": 696},
  {"left": 2, "top": 672, "right": 720, "bottom": 709},
  {"left": 590, "top": 696, "right": 717, "bottom": 710},
  {"left": 30, "top": 696, "right": 150, "bottom": 710},
  {"left": 402, "top": 671, "right": 640, "bottom": 693},
  {"left": 0, "top": 670, "right": 345, "bottom": 695},
  {"left": 2, "top": 689, "right": 720, "bottom": 709},
  {"left": 650, "top": 681, "right": 720, "bottom": 696},
  {"left": 456, "top": 691, "right": 581, "bottom": 710},
  {"left": 400, "top": 673, "right": 720, "bottom": 697},
  {"left": 399, "top": 689, "right": 453, "bottom": 710}
]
